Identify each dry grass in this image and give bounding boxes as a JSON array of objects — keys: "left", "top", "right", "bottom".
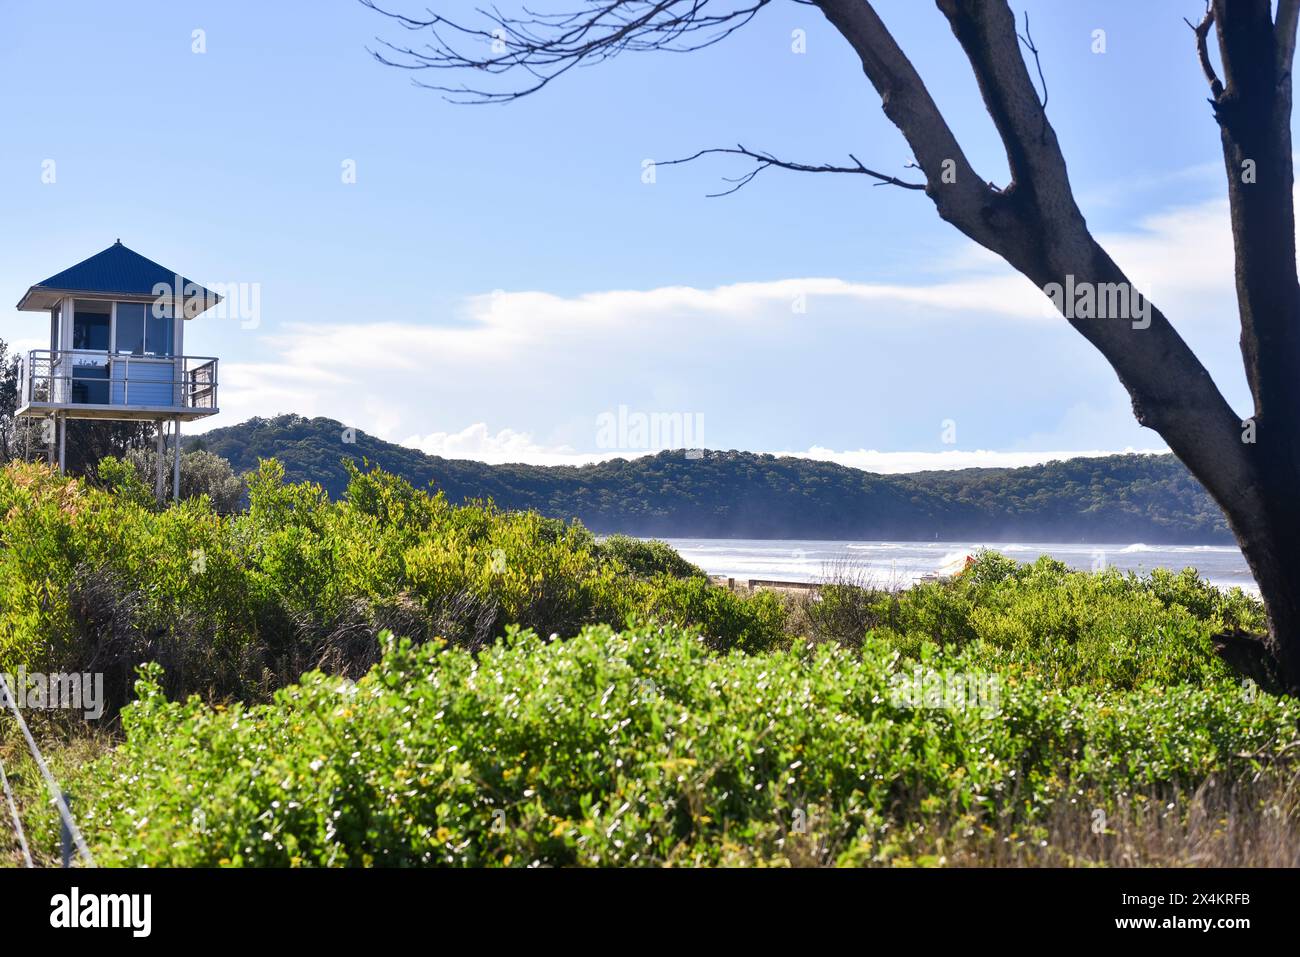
[
  {"left": 0, "top": 717, "right": 115, "bottom": 868},
  {"left": 777, "top": 559, "right": 902, "bottom": 648},
  {"left": 765, "top": 771, "right": 1300, "bottom": 867}
]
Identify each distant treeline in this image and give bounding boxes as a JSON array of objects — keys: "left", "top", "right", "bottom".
[{"left": 189, "top": 414, "right": 1232, "bottom": 543}]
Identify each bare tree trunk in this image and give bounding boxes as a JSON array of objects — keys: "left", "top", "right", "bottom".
[
  {"left": 1224, "top": 455, "right": 1300, "bottom": 693},
  {"left": 1180, "top": 0, "right": 1300, "bottom": 693}
]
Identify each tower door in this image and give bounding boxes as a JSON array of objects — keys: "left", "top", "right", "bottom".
[{"left": 69, "top": 301, "right": 111, "bottom": 404}]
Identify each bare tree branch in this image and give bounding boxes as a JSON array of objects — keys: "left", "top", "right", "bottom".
[
  {"left": 360, "top": 0, "right": 779, "bottom": 102},
  {"left": 658, "top": 145, "right": 925, "bottom": 196},
  {"left": 808, "top": 0, "right": 1008, "bottom": 254},
  {"left": 1185, "top": 4, "right": 1224, "bottom": 99},
  {"left": 1015, "top": 11, "right": 1048, "bottom": 117},
  {"left": 363, "top": 1, "right": 923, "bottom": 201}
]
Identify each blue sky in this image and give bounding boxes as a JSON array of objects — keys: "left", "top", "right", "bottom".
[{"left": 0, "top": 0, "right": 1256, "bottom": 469}]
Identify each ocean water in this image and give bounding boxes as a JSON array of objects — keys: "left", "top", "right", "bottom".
[{"left": 659, "top": 539, "right": 1258, "bottom": 593}]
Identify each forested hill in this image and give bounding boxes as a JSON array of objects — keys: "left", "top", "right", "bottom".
[{"left": 189, "top": 414, "right": 1231, "bottom": 543}]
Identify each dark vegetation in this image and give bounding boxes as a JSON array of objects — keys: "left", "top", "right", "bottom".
[{"left": 192, "top": 414, "right": 1230, "bottom": 543}]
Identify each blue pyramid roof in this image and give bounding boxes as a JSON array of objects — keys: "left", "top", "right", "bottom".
[{"left": 17, "top": 242, "right": 220, "bottom": 312}]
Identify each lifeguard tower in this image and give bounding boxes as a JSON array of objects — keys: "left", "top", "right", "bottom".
[{"left": 14, "top": 241, "right": 220, "bottom": 501}]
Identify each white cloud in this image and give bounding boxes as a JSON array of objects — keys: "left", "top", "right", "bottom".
[
  {"left": 397, "top": 420, "right": 1168, "bottom": 473},
  {"left": 185, "top": 180, "right": 1252, "bottom": 462},
  {"left": 210, "top": 361, "right": 351, "bottom": 430},
  {"left": 775, "top": 446, "right": 1168, "bottom": 474},
  {"left": 263, "top": 272, "right": 1052, "bottom": 376},
  {"left": 237, "top": 188, "right": 1247, "bottom": 389},
  {"left": 403, "top": 422, "right": 593, "bottom": 466},
  {"left": 1099, "top": 198, "right": 1236, "bottom": 315}
]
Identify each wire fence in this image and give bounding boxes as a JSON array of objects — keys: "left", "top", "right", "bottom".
[
  {"left": 0, "top": 748, "right": 33, "bottom": 867},
  {"left": 0, "top": 672, "right": 95, "bottom": 868}
]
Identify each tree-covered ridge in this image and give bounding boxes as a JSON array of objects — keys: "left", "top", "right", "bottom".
[{"left": 190, "top": 414, "right": 1230, "bottom": 543}]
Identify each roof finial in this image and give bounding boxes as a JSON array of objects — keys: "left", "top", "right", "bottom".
[{"left": 115, "top": 238, "right": 121, "bottom": 245}]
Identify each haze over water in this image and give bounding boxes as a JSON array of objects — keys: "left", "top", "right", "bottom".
[{"left": 662, "top": 540, "right": 1257, "bottom": 594}]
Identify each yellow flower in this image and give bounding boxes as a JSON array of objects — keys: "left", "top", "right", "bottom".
[{"left": 436, "top": 826, "right": 451, "bottom": 842}]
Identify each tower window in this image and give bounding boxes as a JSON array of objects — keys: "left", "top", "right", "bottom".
[{"left": 72, "top": 300, "right": 110, "bottom": 351}]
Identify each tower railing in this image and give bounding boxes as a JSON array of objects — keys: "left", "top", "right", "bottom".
[{"left": 17, "top": 349, "right": 219, "bottom": 415}]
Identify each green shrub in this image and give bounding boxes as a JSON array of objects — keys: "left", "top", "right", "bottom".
[
  {"left": 0, "top": 460, "right": 771, "bottom": 704},
  {"left": 120, "top": 448, "right": 246, "bottom": 513},
  {"left": 93, "top": 455, "right": 155, "bottom": 509},
  {"left": 1141, "top": 565, "right": 1265, "bottom": 632},
  {"left": 865, "top": 553, "right": 1242, "bottom": 690},
  {"left": 46, "top": 624, "right": 1299, "bottom": 867},
  {"left": 642, "top": 573, "right": 788, "bottom": 652},
  {"left": 597, "top": 534, "right": 705, "bottom": 580}
]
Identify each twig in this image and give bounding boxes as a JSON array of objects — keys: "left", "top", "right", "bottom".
[
  {"left": 1185, "top": 3, "right": 1224, "bottom": 100},
  {"left": 1016, "top": 11, "right": 1048, "bottom": 112},
  {"left": 658, "top": 145, "right": 926, "bottom": 197},
  {"left": 1016, "top": 11, "right": 1048, "bottom": 142}
]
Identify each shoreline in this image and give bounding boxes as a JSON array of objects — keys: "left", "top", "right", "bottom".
[{"left": 666, "top": 538, "right": 1259, "bottom": 596}]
